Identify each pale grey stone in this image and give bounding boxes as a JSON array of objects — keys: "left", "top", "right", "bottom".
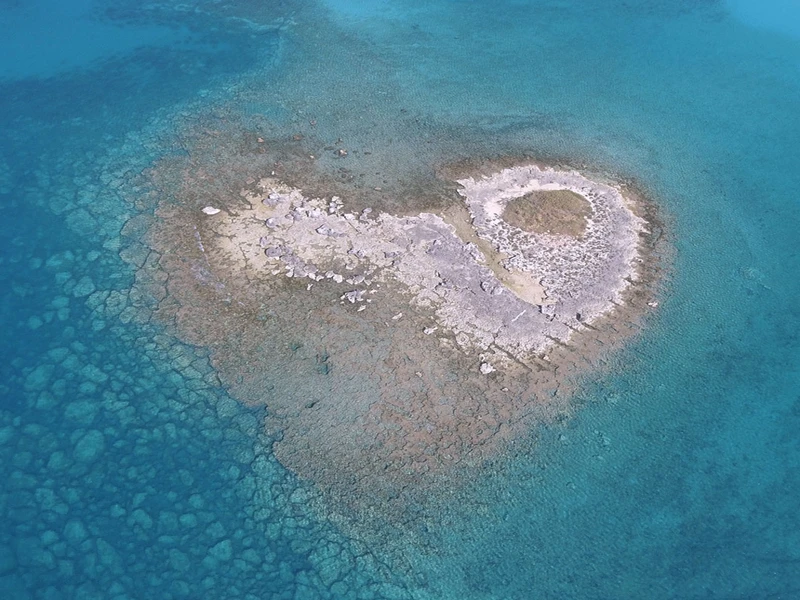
[
  {"left": 205, "top": 522, "right": 226, "bottom": 540},
  {"left": 0, "top": 545, "right": 16, "bottom": 575}
]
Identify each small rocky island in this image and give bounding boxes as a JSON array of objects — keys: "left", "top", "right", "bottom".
[{"left": 207, "top": 164, "right": 647, "bottom": 372}]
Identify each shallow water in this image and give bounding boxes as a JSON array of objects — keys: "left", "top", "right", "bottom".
[{"left": 1, "top": 0, "right": 799, "bottom": 598}]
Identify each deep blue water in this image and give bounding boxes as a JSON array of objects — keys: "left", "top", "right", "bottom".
[{"left": 1, "top": 0, "right": 799, "bottom": 598}]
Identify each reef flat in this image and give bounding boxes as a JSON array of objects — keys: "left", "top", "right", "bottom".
[{"left": 141, "top": 154, "right": 663, "bottom": 521}]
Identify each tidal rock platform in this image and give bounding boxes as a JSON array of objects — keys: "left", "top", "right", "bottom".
[{"left": 142, "top": 159, "right": 663, "bottom": 519}]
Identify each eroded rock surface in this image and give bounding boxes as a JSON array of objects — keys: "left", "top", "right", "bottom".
[{"left": 208, "top": 164, "right": 646, "bottom": 368}]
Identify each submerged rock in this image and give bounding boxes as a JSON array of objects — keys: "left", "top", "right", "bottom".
[
  {"left": 0, "top": 545, "right": 16, "bottom": 575},
  {"left": 209, "top": 165, "right": 647, "bottom": 367},
  {"left": 73, "top": 429, "right": 105, "bottom": 464}
]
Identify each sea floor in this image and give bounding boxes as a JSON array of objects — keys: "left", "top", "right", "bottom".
[{"left": 1, "top": 0, "right": 800, "bottom": 599}]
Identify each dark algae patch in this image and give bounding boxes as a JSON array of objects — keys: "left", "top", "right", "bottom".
[{"left": 503, "top": 189, "right": 593, "bottom": 238}]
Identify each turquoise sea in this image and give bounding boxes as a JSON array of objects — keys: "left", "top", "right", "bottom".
[{"left": 2, "top": 0, "right": 799, "bottom": 598}]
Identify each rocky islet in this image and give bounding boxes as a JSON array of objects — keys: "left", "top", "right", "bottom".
[{"left": 139, "top": 152, "right": 664, "bottom": 515}]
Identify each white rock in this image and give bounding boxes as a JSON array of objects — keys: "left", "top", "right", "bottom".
[
  {"left": 479, "top": 362, "right": 496, "bottom": 375},
  {"left": 202, "top": 207, "right": 221, "bottom": 215}
]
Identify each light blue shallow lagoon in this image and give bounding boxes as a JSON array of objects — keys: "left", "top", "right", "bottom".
[{"left": 1, "top": 0, "right": 799, "bottom": 598}]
